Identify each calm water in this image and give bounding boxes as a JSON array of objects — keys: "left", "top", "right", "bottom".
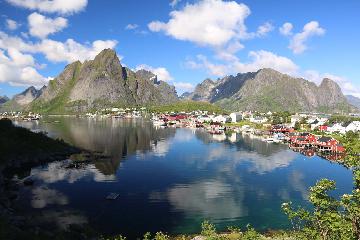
[{"left": 14, "top": 117, "right": 353, "bottom": 238}]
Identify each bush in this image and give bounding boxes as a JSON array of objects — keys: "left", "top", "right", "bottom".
[{"left": 282, "top": 169, "right": 360, "bottom": 239}]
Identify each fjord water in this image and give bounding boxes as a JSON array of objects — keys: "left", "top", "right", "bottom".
[{"left": 15, "top": 117, "right": 353, "bottom": 238}]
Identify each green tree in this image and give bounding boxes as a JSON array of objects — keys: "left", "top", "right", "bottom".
[{"left": 282, "top": 169, "right": 360, "bottom": 240}]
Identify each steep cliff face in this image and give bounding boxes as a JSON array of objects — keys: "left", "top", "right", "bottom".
[
  {"left": 187, "top": 79, "right": 216, "bottom": 101},
  {"left": 186, "top": 68, "right": 354, "bottom": 113},
  {"left": 31, "top": 49, "right": 178, "bottom": 113}
]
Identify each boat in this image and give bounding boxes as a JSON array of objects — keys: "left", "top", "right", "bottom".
[
  {"left": 106, "top": 193, "right": 120, "bottom": 200},
  {"left": 265, "top": 137, "right": 275, "bottom": 143}
]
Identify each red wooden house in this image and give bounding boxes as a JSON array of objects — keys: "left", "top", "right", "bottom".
[
  {"left": 319, "top": 125, "right": 328, "bottom": 132},
  {"left": 315, "top": 136, "right": 339, "bottom": 152}
]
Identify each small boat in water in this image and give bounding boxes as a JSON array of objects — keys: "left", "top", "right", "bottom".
[{"left": 106, "top": 193, "right": 120, "bottom": 200}]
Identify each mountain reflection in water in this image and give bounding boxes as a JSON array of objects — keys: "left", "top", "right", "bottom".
[{"left": 14, "top": 117, "right": 353, "bottom": 238}]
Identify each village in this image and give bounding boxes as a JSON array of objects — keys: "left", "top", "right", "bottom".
[
  {"left": 150, "top": 110, "right": 360, "bottom": 156},
  {"left": 2, "top": 107, "right": 360, "bottom": 160}
]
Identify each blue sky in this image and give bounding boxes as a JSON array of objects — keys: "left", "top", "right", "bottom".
[{"left": 0, "top": 0, "right": 359, "bottom": 98}]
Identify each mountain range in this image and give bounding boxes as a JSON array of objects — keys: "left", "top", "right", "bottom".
[
  {"left": 183, "top": 68, "right": 356, "bottom": 113},
  {"left": 25, "top": 49, "right": 177, "bottom": 113},
  {"left": 346, "top": 95, "right": 360, "bottom": 110},
  {"left": 0, "top": 49, "right": 358, "bottom": 114},
  {"left": 0, "top": 96, "right": 9, "bottom": 105},
  {"left": 0, "top": 87, "right": 43, "bottom": 112}
]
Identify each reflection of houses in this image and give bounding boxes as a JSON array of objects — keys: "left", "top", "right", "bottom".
[
  {"left": 228, "top": 132, "right": 239, "bottom": 142},
  {"left": 301, "top": 149, "right": 315, "bottom": 157}
]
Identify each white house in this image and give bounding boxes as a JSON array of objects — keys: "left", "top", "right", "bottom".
[
  {"left": 197, "top": 115, "right": 213, "bottom": 123},
  {"left": 230, "top": 112, "right": 242, "bottom": 123},
  {"left": 310, "top": 118, "right": 328, "bottom": 130},
  {"left": 291, "top": 115, "right": 302, "bottom": 124},
  {"left": 212, "top": 115, "right": 231, "bottom": 123},
  {"left": 250, "top": 116, "right": 268, "bottom": 124},
  {"left": 345, "top": 121, "right": 360, "bottom": 132},
  {"left": 327, "top": 123, "right": 346, "bottom": 134}
]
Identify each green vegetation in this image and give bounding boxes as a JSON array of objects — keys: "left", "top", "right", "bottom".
[
  {"left": 30, "top": 62, "right": 82, "bottom": 114},
  {"left": 282, "top": 170, "right": 360, "bottom": 239},
  {"left": 281, "top": 129, "right": 360, "bottom": 240},
  {"left": 271, "top": 111, "right": 292, "bottom": 124},
  {"left": 149, "top": 100, "right": 226, "bottom": 114},
  {"left": 328, "top": 115, "right": 360, "bottom": 124}
]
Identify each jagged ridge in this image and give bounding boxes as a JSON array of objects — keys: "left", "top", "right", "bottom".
[
  {"left": 30, "top": 49, "right": 178, "bottom": 113},
  {"left": 185, "top": 68, "right": 354, "bottom": 113}
]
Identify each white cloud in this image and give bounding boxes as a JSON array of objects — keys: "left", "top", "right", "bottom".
[
  {"left": 7, "top": 47, "right": 35, "bottom": 67},
  {"left": 187, "top": 50, "right": 299, "bottom": 77},
  {"left": 255, "top": 22, "right": 274, "bottom": 37},
  {"left": 6, "top": 0, "right": 88, "bottom": 15},
  {"left": 0, "top": 31, "right": 118, "bottom": 87},
  {"left": 235, "top": 50, "right": 299, "bottom": 74},
  {"left": 0, "top": 49, "right": 47, "bottom": 87},
  {"left": 0, "top": 31, "right": 34, "bottom": 52},
  {"left": 31, "top": 186, "right": 68, "bottom": 208},
  {"left": 135, "top": 64, "right": 173, "bottom": 82},
  {"left": 279, "top": 22, "right": 293, "bottom": 36},
  {"left": 289, "top": 21, "right": 325, "bottom": 54},
  {"left": 36, "top": 38, "right": 118, "bottom": 63},
  {"left": 0, "top": 31, "right": 118, "bottom": 64},
  {"left": 125, "top": 23, "right": 138, "bottom": 30},
  {"left": 28, "top": 12, "right": 68, "bottom": 39},
  {"left": 173, "top": 82, "right": 194, "bottom": 92},
  {"left": 6, "top": 19, "right": 20, "bottom": 30},
  {"left": 170, "top": 0, "right": 181, "bottom": 8},
  {"left": 186, "top": 54, "right": 229, "bottom": 76},
  {"left": 215, "top": 41, "right": 244, "bottom": 61},
  {"left": 148, "top": 0, "right": 251, "bottom": 47}
]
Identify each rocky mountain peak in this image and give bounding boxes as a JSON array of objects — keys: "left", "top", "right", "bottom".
[
  {"left": 185, "top": 68, "right": 354, "bottom": 113},
  {"left": 93, "top": 48, "right": 120, "bottom": 67},
  {"left": 255, "top": 68, "right": 285, "bottom": 79},
  {"left": 13, "top": 86, "right": 42, "bottom": 106},
  {"left": 29, "top": 48, "right": 178, "bottom": 113},
  {"left": 319, "top": 78, "right": 340, "bottom": 89},
  {"left": 135, "top": 69, "right": 159, "bottom": 84}
]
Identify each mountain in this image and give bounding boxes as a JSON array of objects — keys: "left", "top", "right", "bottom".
[
  {"left": 13, "top": 86, "right": 43, "bottom": 106},
  {"left": 179, "top": 92, "right": 192, "bottom": 99},
  {"left": 0, "top": 96, "right": 9, "bottom": 105},
  {"left": 185, "top": 68, "right": 354, "bottom": 113},
  {"left": 346, "top": 95, "right": 360, "bottom": 110},
  {"left": 0, "top": 87, "right": 43, "bottom": 112},
  {"left": 30, "top": 49, "right": 178, "bottom": 113}
]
